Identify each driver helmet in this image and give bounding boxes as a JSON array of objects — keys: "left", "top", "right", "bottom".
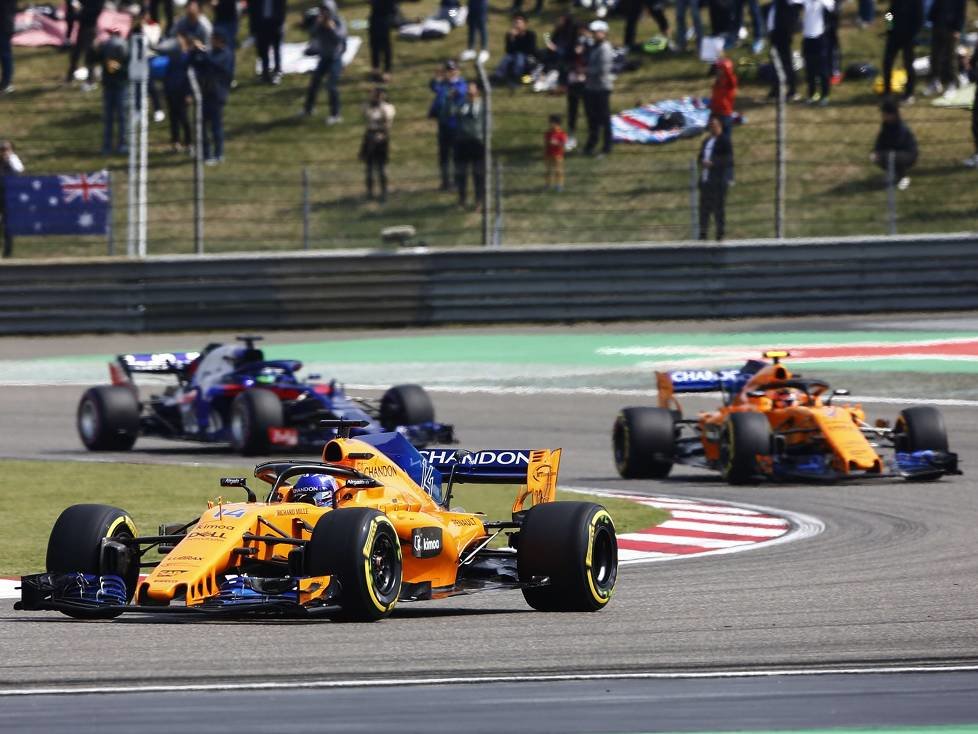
[
  {"left": 255, "top": 367, "right": 278, "bottom": 385},
  {"left": 290, "top": 474, "right": 337, "bottom": 507},
  {"left": 774, "top": 389, "right": 797, "bottom": 408}
]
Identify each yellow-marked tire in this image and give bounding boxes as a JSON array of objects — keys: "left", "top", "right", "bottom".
[
  {"left": 46, "top": 504, "right": 139, "bottom": 619},
  {"left": 719, "top": 412, "right": 771, "bottom": 485},
  {"left": 517, "top": 502, "right": 617, "bottom": 612},
  {"left": 305, "top": 508, "right": 402, "bottom": 622}
]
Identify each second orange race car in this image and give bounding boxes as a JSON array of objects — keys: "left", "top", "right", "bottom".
[{"left": 613, "top": 351, "right": 960, "bottom": 484}]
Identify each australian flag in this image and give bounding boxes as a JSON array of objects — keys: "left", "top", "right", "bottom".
[{"left": 3, "top": 172, "right": 111, "bottom": 236}]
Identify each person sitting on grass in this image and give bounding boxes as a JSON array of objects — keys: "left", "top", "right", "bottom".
[
  {"left": 870, "top": 98, "right": 917, "bottom": 190},
  {"left": 492, "top": 14, "right": 538, "bottom": 88}
]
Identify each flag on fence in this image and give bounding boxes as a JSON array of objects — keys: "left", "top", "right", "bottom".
[{"left": 2, "top": 171, "right": 111, "bottom": 236}]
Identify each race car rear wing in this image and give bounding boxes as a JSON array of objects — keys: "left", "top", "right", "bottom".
[
  {"left": 110, "top": 351, "right": 201, "bottom": 385},
  {"left": 656, "top": 367, "right": 755, "bottom": 410},
  {"left": 419, "top": 448, "right": 562, "bottom": 511}
]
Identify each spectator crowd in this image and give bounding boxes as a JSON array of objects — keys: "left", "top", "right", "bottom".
[{"left": 0, "top": 0, "right": 975, "bottom": 244}]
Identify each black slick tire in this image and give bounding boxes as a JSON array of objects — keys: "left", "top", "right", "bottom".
[
  {"left": 76, "top": 386, "right": 140, "bottom": 451},
  {"left": 305, "top": 508, "right": 402, "bottom": 621},
  {"left": 517, "top": 502, "right": 618, "bottom": 612},
  {"left": 380, "top": 384, "right": 435, "bottom": 429},
  {"left": 229, "top": 388, "right": 283, "bottom": 455},
  {"left": 46, "top": 503, "right": 139, "bottom": 619},
  {"left": 720, "top": 412, "right": 771, "bottom": 485},
  {"left": 895, "top": 406, "right": 949, "bottom": 453},
  {"left": 612, "top": 407, "right": 675, "bottom": 479}
]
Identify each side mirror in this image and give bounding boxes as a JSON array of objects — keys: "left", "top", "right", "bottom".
[{"left": 220, "top": 477, "right": 257, "bottom": 503}]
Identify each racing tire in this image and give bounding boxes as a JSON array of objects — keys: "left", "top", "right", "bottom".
[
  {"left": 612, "top": 407, "right": 675, "bottom": 479},
  {"left": 77, "top": 386, "right": 140, "bottom": 451},
  {"left": 517, "top": 502, "right": 618, "bottom": 613},
  {"left": 229, "top": 388, "right": 284, "bottom": 456},
  {"left": 720, "top": 412, "right": 772, "bottom": 485},
  {"left": 46, "top": 504, "right": 139, "bottom": 619},
  {"left": 894, "top": 406, "right": 949, "bottom": 453},
  {"left": 305, "top": 508, "right": 402, "bottom": 622},
  {"left": 380, "top": 384, "right": 435, "bottom": 430}
]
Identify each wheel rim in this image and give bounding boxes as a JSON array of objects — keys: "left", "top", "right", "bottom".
[
  {"left": 370, "top": 532, "right": 398, "bottom": 597},
  {"left": 79, "top": 399, "right": 98, "bottom": 441},
  {"left": 590, "top": 524, "right": 616, "bottom": 591}
]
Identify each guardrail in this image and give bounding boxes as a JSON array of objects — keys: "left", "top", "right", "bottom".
[{"left": 1, "top": 234, "right": 976, "bottom": 334}]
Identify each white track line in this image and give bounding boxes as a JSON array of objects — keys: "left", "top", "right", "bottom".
[{"left": 1, "top": 664, "right": 977, "bottom": 697}]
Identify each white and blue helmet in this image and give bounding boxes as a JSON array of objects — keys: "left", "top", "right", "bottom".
[{"left": 290, "top": 474, "right": 338, "bottom": 507}]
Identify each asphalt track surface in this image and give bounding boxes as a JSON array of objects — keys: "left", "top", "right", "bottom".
[{"left": 1, "top": 316, "right": 977, "bottom": 731}]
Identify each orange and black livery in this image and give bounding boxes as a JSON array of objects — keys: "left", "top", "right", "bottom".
[
  {"left": 613, "top": 351, "right": 960, "bottom": 484},
  {"left": 18, "top": 420, "right": 618, "bottom": 621}
]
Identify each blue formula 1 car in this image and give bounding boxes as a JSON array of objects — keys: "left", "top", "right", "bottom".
[{"left": 76, "top": 337, "right": 455, "bottom": 455}]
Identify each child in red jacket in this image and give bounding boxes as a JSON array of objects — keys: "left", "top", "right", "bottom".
[
  {"left": 710, "top": 49, "right": 738, "bottom": 134},
  {"left": 544, "top": 114, "right": 568, "bottom": 192}
]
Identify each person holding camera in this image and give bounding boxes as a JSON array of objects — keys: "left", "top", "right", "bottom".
[{"left": 303, "top": 0, "right": 348, "bottom": 124}]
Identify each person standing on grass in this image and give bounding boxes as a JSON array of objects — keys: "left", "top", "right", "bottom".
[
  {"left": 924, "top": 0, "right": 965, "bottom": 97},
  {"left": 429, "top": 59, "right": 467, "bottom": 190},
  {"left": 212, "top": 0, "right": 240, "bottom": 88},
  {"left": 870, "top": 98, "right": 917, "bottom": 190},
  {"left": 463, "top": 0, "right": 489, "bottom": 59},
  {"left": 247, "top": 0, "right": 285, "bottom": 84},
  {"left": 66, "top": 0, "right": 105, "bottom": 89},
  {"left": 1, "top": 140, "right": 24, "bottom": 258},
  {"left": 698, "top": 114, "right": 733, "bottom": 241},
  {"left": 564, "top": 26, "right": 589, "bottom": 152},
  {"left": 674, "top": 0, "right": 703, "bottom": 53},
  {"left": 369, "top": 0, "right": 396, "bottom": 82},
  {"left": 0, "top": 0, "right": 15, "bottom": 94},
  {"left": 543, "top": 114, "right": 567, "bottom": 191},
  {"left": 361, "top": 87, "right": 395, "bottom": 202},
  {"left": 173, "top": 0, "right": 212, "bottom": 47},
  {"left": 621, "top": 0, "right": 669, "bottom": 52},
  {"left": 96, "top": 27, "right": 129, "bottom": 155},
  {"left": 583, "top": 19, "right": 613, "bottom": 158},
  {"left": 881, "top": 0, "right": 922, "bottom": 101},
  {"left": 191, "top": 30, "right": 233, "bottom": 164},
  {"left": 304, "top": 0, "right": 347, "bottom": 124},
  {"left": 150, "top": 0, "right": 175, "bottom": 35},
  {"left": 160, "top": 33, "right": 193, "bottom": 152},
  {"left": 452, "top": 81, "right": 486, "bottom": 209},
  {"left": 801, "top": 0, "right": 833, "bottom": 105},
  {"left": 766, "top": 0, "right": 802, "bottom": 100}
]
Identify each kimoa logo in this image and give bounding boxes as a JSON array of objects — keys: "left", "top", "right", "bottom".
[{"left": 414, "top": 535, "right": 440, "bottom": 553}]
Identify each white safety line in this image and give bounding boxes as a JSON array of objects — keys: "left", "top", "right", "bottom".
[
  {"left": 1, "top": 664, "right": 977, "bottom": 697},
  {"left": 617, "top": 533, "right": 751, "bottom": 549},
  {"left": 668, "top": 510, "right": 789, "bottom": 526}
]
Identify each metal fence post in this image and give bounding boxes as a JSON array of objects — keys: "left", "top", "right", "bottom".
[
  {"left": 770, "top": 47, "right": 787, "bottom": 240},
  {"left": 690, "top": 158, "right": 699, "bottom": 239},
  {"left": 886, "top": 150, "right": 897, "bottom": 235},
  {"left": 127, "top": 29, "right": 148, "bottom": 258},
  {"left": 492, "top": 159, "right": 503, "bottom": 246},
  {"left": 302, "top": 167, "right": 311, "bottom": 250},
  {"left": 475, "top": 57, "right": 492, "bottom": 247},
  {"left": 106, "top": 171, "right": 114, "bottom": 255},
  {"left": 188, "top": 67, "right": 204, "bottom": 254}
]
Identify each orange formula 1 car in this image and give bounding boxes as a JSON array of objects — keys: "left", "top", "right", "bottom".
[
  {"left": 612, "top": 351, "right": 960, "bottom": 484},
  {"left": 18, "top": 420, "right": 617, "bottom": 621}
]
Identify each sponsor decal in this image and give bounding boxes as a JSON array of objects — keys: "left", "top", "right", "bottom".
[
  {"left": 188, "top": 530, "right": 228, "bottom": 540},
  {"left": 154, "top": 569, "right": 186, "bottom": 577},
  {"left": 421, "top": 449, "right": 531, "bottom": 467},
  {"left": 345, "top": 478, "right": 378, "bottom": 489},
  {"left": 196, "top": 523, "right": 237, "bottom": 531},
  {"left": 275, "top": 508, "right": 310, "bottom": 516},
  {"left": 363, "top": 465, "right": 397, "bottom": 479},
  {"left": 170, "top": 555, "right": 203, "bottom": 562},
  {"left": 411, "top": 527, "right": 443, "bottom": 559},
  {"left": 211, "top": 508, "right": 247, "bottom": 519},
  {"left": 268, "top": 427, "right": 299, "bottom": 447},
  {"left": 124, "top": 352, "right": 200, "bottom": 369},
  {"left": 670, "top": 368, "right": 741, "bottom": 384},
  {"left": 449, "top": 516, "right": 479, "bottom": 527}
]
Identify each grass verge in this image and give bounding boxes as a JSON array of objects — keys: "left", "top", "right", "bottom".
[{"left": 0, "top": 459, "right": 667, "bottom": 575}]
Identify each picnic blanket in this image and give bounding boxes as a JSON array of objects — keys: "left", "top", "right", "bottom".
[
  {"left": 13, "top": 7, "right": 132, "bottom": 47},
  {"left": 612, "top": 96, "right": 742, "bottom": 145},
  {"left": 253, "top": 37, "right": 362, "bottom": 75}
]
